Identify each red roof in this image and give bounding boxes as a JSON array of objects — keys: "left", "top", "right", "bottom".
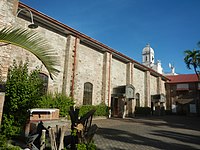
[{"left": 166, "top": 74, "right": 199, "bottom": 83}]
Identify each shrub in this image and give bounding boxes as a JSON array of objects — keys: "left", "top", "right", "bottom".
[
  {"left": 76, "top": 142, "right": 96, "bottom": 150},
  {"left": 0, "top": 132, "right": 7, "bottom": 148},
  {"left": 0, "top": 132, "right": 21, "bottom": 150},
  {"left": 38, "top": 93, "right": 75, "bottom": 117},
  {"left": 2, "top": 60, "right": 44, "bottom": 137},
  {"left": 76, "top": 143, "right": 87, "bottom": 150},
  {"left": 1, "top": 114, "right": 21, "bottom": 137},
  {"left": 134, "top": 107, "right": 151, "bottom": 116},
  {"left": 79, "top": 103, "right": 109, "bottom": 117},
  {"left": 94, "top": 104, "right": 109, "bottom": 116},
  {"left": 79, "top": 105, "right": 95, "bottom": 117},
  {"left": 38, "top": 93, "right": 55, "bottom": 108}
]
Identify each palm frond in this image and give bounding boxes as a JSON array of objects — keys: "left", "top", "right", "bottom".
[
  {"left": 184, "top": 49, "right": 200, "bottom": 81},
  {"left": 0, "top": 27, "right": 60, "bottom": 79},
  {"left": 197, "top": 41, "right": 200, "bottom": 48}
]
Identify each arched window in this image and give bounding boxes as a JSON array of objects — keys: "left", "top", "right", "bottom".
[
  {"left": 135, "top": 93, "right": 140, "bottom": 107},
  {"left": 39, "top": 73, "right": 48, "bottom": 94},
  {"left": 83, "top": 82, "right": 93, "bottom": 105}
]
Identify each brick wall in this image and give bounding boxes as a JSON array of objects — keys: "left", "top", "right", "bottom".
[{"left": 29, "top": 109, "right": 59, "bottom": 121}]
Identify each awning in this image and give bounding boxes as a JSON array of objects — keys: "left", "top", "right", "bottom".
[
  {"left": 175, "top": 99, "right": 194, "bottom": 104},
  {"left": 112, "top": 84, "right": 135, "bottom": 99},
  {"left": 151, "top": 94, "right": 166, "bottom": 102}
]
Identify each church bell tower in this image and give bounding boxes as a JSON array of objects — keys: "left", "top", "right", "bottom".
[{"left": 142, "top": 43, "right": 155, "bottom": 68}]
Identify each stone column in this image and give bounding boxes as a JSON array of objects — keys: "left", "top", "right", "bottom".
[
  {"left": 70, "top": 37, "right": 80, "bottom": 99},
  {"left": 0, "top": 92, "right": 5, "bottom": 125},
  {"left": 145, "top": 71, "right": 150, "bottom": 107},
  {"left": 102, "top": 52, "right": 112, "bottom": 106},
  {"left": 126, "top": 62, "right": 133, "bottom": 85},
  {"left": 62, "top": 35, "right": 72, "bottom": 95},
  {"left": 62, "top": 35, "right": 79, "bottom": 97},
  {"left": 157, "top": 76, "right": 162, "bottom": 94},
  {"left": 126, "top": 62, "right": 134, "bottom": 116}
]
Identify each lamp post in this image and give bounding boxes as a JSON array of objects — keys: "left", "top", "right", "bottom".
[{"left": 16, "top": 8, "right": 38, "bottom": 29}]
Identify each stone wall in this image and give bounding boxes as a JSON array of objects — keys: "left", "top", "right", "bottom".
[
  {"left": 150, "top": 75, "right": 158, "bottom": 95},
  {"left": 0, "top": 1, "right": 167, "bottom": 115},
  {"left": 161, "top": 79, "right": 166, "bottom": 94},
  {"left": 74, "top": 42, "right": 104, "bottom": 105},
  {"left": 132, "top": 67, "right": 145, "bottom": 107},
  {"left": 111, "top": 58, "right": 126, "bottom": 88},
  {"left": 0, "top": 0, "right": 18, "bottom": 27},
  {"left": 14, "top": 17, "right": 68, "bottom": 93},
  {"left": 0, "top": 0, "right": 18, "bottom": 80}
]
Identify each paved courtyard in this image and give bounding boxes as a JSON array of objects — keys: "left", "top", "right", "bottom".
[{"left": 93, "top": 116, "right": 200, "bottom": 150}]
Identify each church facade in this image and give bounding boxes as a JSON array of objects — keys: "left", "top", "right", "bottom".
[{"left": 0, "top": 1, "right": 168, "bottom": 117}]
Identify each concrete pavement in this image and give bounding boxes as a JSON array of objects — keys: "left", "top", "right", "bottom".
[{"left": 93, "top": 116, "right": 200, "bottom": 150}]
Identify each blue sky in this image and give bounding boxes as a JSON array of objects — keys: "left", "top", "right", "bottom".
[{"left": 20, "top": 0, "right": 200, "bottom": 74}]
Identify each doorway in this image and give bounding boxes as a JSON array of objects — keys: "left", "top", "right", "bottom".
[{"left": 111, "top": 97, "right": 119, "bottom": 117}]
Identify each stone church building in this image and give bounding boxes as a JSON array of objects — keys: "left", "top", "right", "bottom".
[{"left": 0, "top": 0, "right": 168, "bottom": 118}]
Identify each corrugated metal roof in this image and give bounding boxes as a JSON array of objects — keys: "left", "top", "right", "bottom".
[{"left": 166, "top": 74, "right": 199, "bottom": 83}]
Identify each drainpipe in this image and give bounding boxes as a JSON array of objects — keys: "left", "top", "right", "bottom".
[
  {"left": 108, "top": 53, "right": 112, "bottom": 107},
  {"left": 71, "top": 37, "right": 78, "bottom": 98}
]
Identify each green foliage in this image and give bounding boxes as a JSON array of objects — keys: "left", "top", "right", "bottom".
[
  {"left": 38, "top": 93, "right": 75, "bottom": 117},
  {"left": 79, "top": 103, "right": 109, "bottom": 117},
  {"left": 184, "top": 43, "right": 200, "bottom": 80},
  {"left": 0, "top": 27, "right": 60, "bottom": 79},
  {"left": 134, "top": 107, "right": 151, "bottom": 116},
  {"left": 2, "top": 60, "right": 44, "bottom": 137},
  {"left": 95, "top": 104, "right": 109, "bottom": 116},
  {"left": 5, "top": 146, "right": 21, "bottom": 150},
  {"left": 76, "top": 143, "right": 87, "bottom": 150},
  {"left": 79, "top": 105, "right": 95, "bottom": 117},
  {"left": 76, "top": 142, "right": 96, "bottom": 150},
  {"left": 0, "top": 132, "right": 7, "bottom": 148},
  {"left": 1, "top": 114, "right": 20, "bottom": 137},
  {"left": 0, "top": 132, "right": 21, "bottom": 150},
  {"left": 87, "top": 141, "right": 97, "bottom": 150},
  {"left": 38, "top": 93, "right": 55, "bottom": 108},
  {"left": 71, "top": 129, "right": 77, "bottom": 136}
]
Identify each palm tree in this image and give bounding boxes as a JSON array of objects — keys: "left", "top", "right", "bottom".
[
  {"left": 184, "top": 49, "right": 200, "bottom": 80},
  {"left": 0, "top": 27, "right": 59, "bottom": 79}
]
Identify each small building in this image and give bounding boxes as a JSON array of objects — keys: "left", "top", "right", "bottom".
[{"left": 166, "top": 74, "right": 200, "bottom": 115}]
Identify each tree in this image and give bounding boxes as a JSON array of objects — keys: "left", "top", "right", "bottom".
[
  {"left": 184, "top": 44, "right": 200, "bottom": 80},
  {"left": 2, "top": 60, "right": 44, "bottom": 137},
  {"left": 0, "top": 27, "right": 59, "bottom": 79}
]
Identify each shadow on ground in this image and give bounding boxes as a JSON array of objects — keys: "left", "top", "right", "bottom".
[
  {"left": 95, "top": 127, "right": 199, "bottom": 150},
  {"left": 121, "top": 115, "right": 200, "bottom": 131},
  {"left": 94, "top": 116, "right": 200, "bottom": 150}
]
